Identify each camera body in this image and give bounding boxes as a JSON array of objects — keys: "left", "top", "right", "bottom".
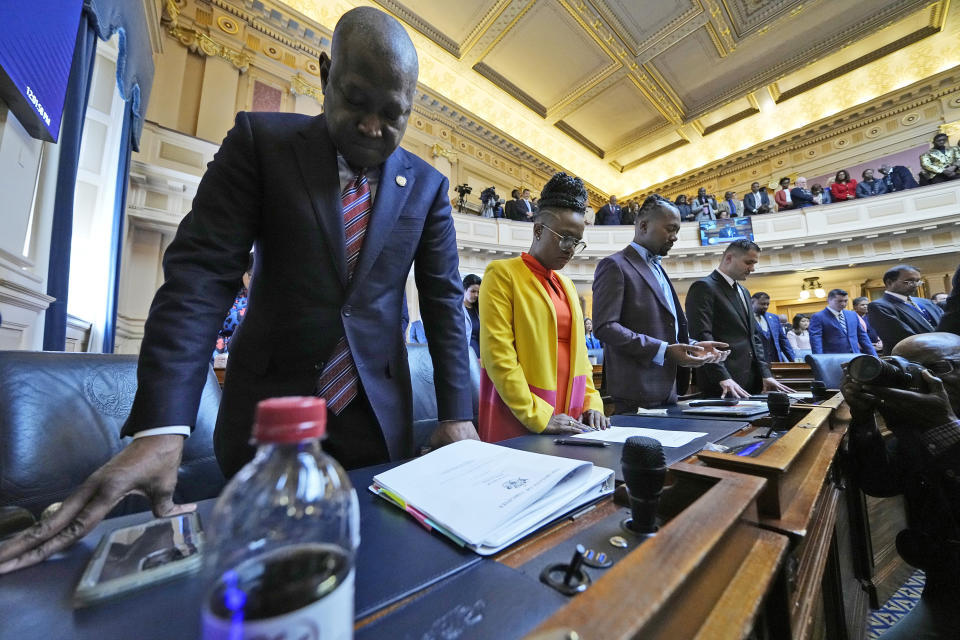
[
  {"left": 846, "top": 354, "right": 929, "bottom": 393},
  {"left": 454, "top": 183, "right": 472, "bottom": 197}
]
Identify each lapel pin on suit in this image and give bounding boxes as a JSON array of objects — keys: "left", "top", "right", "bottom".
[{"left": 396, "top": 175, "right": 407, "bottom": 187}]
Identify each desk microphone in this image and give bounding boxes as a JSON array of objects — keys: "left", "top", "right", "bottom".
[
  {"left": 762, "top": 392, "right": 791, "bottom": 438},
  {"left": 621, "top": 436, "right": 665, "bottom": 537}
]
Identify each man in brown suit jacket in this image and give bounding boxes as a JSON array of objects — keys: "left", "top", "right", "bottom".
[{"left": 592, "top": 196, "right": 728, "bottom": 411}]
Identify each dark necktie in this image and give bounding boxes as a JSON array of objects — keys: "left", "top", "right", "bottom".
[
  {"left": 836, "top": 311, "right": 847, "bottom": 335},
  {"left": 907, "top": 297, "right": 934, "bottom": 325},
  {"left": 316, "top": 172, "right": 371, "bottom": 414}
]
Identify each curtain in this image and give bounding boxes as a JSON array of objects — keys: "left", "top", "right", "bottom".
[
  {"left": 42, "top": 0, "right": 154, "bottom": 351},
  {"left": 42, "top": 17, "right": 97, "bottom": 351}
]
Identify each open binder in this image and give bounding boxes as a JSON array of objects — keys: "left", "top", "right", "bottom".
[{"left": 370, "top": 440, "right": 614, "bottom": 555}]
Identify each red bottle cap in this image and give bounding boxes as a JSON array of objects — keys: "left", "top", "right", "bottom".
[{"left": 253, "top": 397, "right": 327, "bottom": 443}]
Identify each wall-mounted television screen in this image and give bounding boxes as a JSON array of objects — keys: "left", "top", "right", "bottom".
[
  {"left": 699, "top": 217, "right": 755, "bottom": 246},
  {"left": 0, "top": 1, "right": 84, "bottom": 142}
]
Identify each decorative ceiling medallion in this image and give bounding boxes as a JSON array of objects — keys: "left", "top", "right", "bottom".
[
  {"left": 901, "top": 112, "right": 921, "bottom": 126},
  {"left": 305, "top": 59, "right": 321, "bottom": 76},
  {"left": 217, "top": 16, "right": 239, "bottom": 35},
  {"left": 263, "top": 44, "right": 282, "bottom": 60},
  {"left": 865, "top": 126, "right": 882, "bottom": 139}
]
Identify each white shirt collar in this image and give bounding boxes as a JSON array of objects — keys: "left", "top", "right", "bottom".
[{"left": 717, "top": 269, "right": 737, "bottom": 288}]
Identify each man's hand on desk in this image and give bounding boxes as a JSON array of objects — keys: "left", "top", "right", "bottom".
[
  {"left": 0, "top": 435, "right": 195, "bottom": 575},
  {"left": 762, "top": 377, "right": 796, "bottom": 394},
  {"left": 718, "top": 378, "right": 751, "bottom": 399},
  {"left": 428, "top": 420, "right": 480, "bottom": 449}
]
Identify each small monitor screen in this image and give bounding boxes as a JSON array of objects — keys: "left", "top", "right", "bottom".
[
  {"left": 0, "top": 1, "right": 84, "bottom": 142},
  {"left": 699, "top": 217, "right": 755, "bottom": 246}
]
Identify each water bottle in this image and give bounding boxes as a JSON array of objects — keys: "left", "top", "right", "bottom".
[{"left": 201, "top": 396, "right": 360, "bottom": 640}]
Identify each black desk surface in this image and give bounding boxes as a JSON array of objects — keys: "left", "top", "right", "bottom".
[
  {"left": 0, "top": 463, "right": 480, "bottom": 639},
  {"left": 499, "top": 414, "right": 750, "bottom": 481}
]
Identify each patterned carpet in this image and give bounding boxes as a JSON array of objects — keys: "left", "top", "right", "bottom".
[{"left": 866, "top": 570, "right": 925, "bottom": 639}]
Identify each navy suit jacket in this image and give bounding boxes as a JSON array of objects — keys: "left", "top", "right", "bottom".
[
  {"left": 121, "top": 113, "right": 472, "bottom": 466},
  {"left": 596, "top": 204, "right": 622, "bottom": 225},
  {"left": 593, "top": 245, "right": 689, "bottom": 407},
  {"left": 755, "top": 312, "right": 795, "bottom": 362},
  {"left": 868, "top": 293, "right": 944, "bottom": 355},
  {"left": 743, "top": 191, "right": 770, "bottom": 214},
  {"left": 809, "top": 308, "right": 877, "bottom": 356}
]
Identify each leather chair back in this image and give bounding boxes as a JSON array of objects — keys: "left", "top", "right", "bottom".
[
  {"left": 0, "top": 351, "right": 225, "bottom": 518},
  {"left": 804, "top": 353, "right": 858, "bottom": 389},
  {"left": 407, "top": 344, "right": 481, "bottom": 452}
]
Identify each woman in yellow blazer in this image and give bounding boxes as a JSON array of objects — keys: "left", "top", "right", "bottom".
[{"left": 478, "top": 173, "right": 609, "bottom": 442}]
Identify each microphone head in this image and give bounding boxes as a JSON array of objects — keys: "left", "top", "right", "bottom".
[
  {"left": 767, "top": 392, "right": 791, "bottom": 418},
  {"left": 621, "top": 436, "right": 666, "bottom": 500}
]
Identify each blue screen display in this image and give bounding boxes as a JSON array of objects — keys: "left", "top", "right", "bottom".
[
  {"left": 0, "top": 1, "right": 84, "bottom": 142},
  {"left": 699, "top": 217, "right": 755, "bottom": 246}
]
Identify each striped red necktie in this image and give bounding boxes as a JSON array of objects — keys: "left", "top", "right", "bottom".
[{"left": 316, "top": 171, "right": 371, "bottom": 414}]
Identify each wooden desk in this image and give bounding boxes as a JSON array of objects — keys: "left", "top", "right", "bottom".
[{"left": 770, "top": 361, "right": 815, "bottom": 390}]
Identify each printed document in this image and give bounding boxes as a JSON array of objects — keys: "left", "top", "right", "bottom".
[{"left": 570, "top": 426, "right": 706, "bottom": 447}]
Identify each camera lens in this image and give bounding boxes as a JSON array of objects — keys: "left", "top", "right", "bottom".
[{"left": 848, "top": 355, "right": 885, "bottom": 383}]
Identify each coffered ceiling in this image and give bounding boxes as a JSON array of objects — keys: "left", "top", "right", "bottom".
[{"left": 285, "top": 0, "right": 955, "bottom": 193}]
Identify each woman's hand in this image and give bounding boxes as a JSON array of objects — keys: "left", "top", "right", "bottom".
[
  {"left": 581, "top": 409, "right": 610, "bottom": 430},
  {"left": 543, "top": 413, "right": 595, "bottom": 435}
]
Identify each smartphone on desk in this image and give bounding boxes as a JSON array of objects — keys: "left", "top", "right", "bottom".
[{"left": 73, "top": 513, "right": 203, "bottom": 608}]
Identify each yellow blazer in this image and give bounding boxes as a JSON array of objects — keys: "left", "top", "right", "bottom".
[{"left": 478, "top": 256, "right": 601, "bottom": 439}]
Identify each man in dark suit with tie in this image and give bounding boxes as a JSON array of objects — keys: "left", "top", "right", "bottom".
[
  {"left": 743, "top": 182, "right": 772, "bottom": 215},
  {"left": 852, "top": 295, "right": 883, "bottom": 352},
  {"left": 596, "top": 194, "right": 622, "bottom": 225},
  {"left": 809, "top": 289, "right": 878, "bottom": 356},
  {"left": 0, "top": 7, "right": 478, "bottom": 574},
  {"left": 868, "top": 265, "right": 945, "bottom": 355},
  {"left": 592, "top": 196, "right": 728, "bottom": 411},
  {"left": 685, "top": 240, "right": 796, "bottom": 398},
  {"left": 750, "top": 292, "right": 795, "bottom": 362}
]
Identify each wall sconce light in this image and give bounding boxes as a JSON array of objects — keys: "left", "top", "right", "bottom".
[{"left": 799, "top": 276, "right": 826, "bottom": 300}]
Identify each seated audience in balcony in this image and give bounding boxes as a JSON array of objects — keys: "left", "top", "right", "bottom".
[
  {"left": 478, "top": 172, "right": 608, "bottom": 441},
  {"left": 852, "top": 295, "right": 883, "bottom": 353},
  {"left": 919, "top": 132, "right": 960, "bottom": 185},
  {"left": 774, "top": 177, "right": 793, "bottom": 211},
  {"left": 809, "top": 289, "right": 878, "bottom": 356},
  {"left": 674, "top": 194, "right": 694, "bottom": 221},
  {"left": 869, "top": 264, "right": 944, "bottom": 354},
  {"left": 621, "top": 199, "right": 639, "bottom": 226},
  {"left": 584, "top": 317, "right": 602, "bottom": 349},
  {"left": 751, "top": 292, "right": 795, "bottom": 363},
  {"left": 743, "top": 182, "right": 772, "bottom": 215},
  {"left": 719, "top": 191, "right": 743, "bottom": 217},
  {"left": 692, "top": 187, "right": 718, "bottom": 220},
  {"left": 830, "top": 170, "right": 858, "bottom": 202},
  {"left": 856, "top": 169, "right": 887, "bottom": 198},
  {"left": 596, "top": 194, "right": 622, "bottom": 225},
  {"left": 787, "top": 314, "right": 812, "bottom": 361},
  {"left": 810, "top": 183, "right": 831, "bottom": 204},
  {"left": 790, "top": 177, "right": 817, "bottom": 208},
  {"left": 879, "top": 163, "right": 919, "bottom": 192}
]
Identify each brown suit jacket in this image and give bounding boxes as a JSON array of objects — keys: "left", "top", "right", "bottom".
[{"left": 592, "top": 245, "right": 689, "bottom": 408}]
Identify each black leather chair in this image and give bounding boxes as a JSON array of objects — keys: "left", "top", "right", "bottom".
[
  {"left": 0, "top": 351, "right": 225, "bottom": 519},
  {"left": 407, "top": 344, "right": 481, "bottom": 452},
  {"left": 805, "top": 353, "right": 859, "bottom": 390}
]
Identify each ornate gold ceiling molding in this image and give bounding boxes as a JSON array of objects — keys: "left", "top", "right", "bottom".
[
  {"left": 682, "top": 0, "right": 939, "bottom": 119},
  {"left": 471, "top": 62, "right": 547, "bottom": 117},
  {"left": 591, "top": 0, "right": 701, "bottom": 59},
  {"left": 634, "top": 69, "right": 960, "bottom": 197},
  {"left": 616, "top": 138, "right": 692, "bottom": 173},
  {"left": 555, "top": 120, "right": 604, "bottom": 158},
  {"left": 209, "top": 0, "right": 327, "bottom": 57},
  {"left": 289, "top": 74, "right": 323, "bottom": 102}
]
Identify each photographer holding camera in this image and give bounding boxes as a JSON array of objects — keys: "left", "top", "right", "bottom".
[{"left": 842, "top": 332, "right": 960, "bottom": 639}]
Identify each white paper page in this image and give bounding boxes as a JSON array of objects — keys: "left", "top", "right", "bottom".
[
  {"left": 482, "top": 466, "right": 613, "bottom": 548},
  {"left": 570, "top": 426, "right": 706, "bottom": 447},
  {"left": 372, "top": 440, "right": 590, "bottom": 545}
]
